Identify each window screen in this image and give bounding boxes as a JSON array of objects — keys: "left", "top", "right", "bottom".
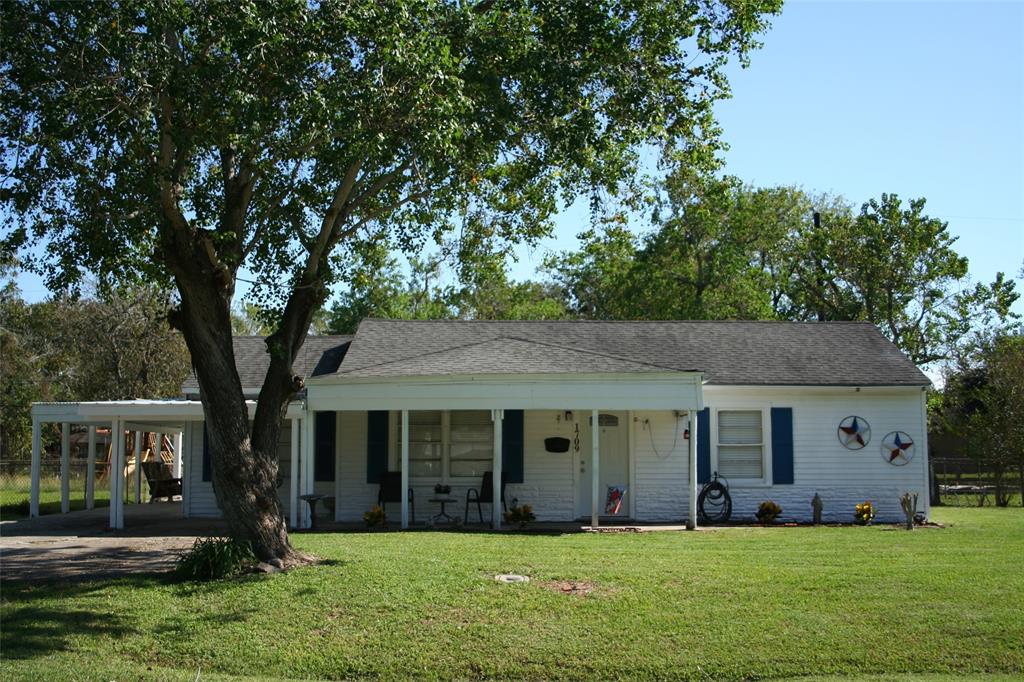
[
  {"left": 718, "top": 410, "right": 764, "bottom": 478},
  {"left": 449, "top": 410, "right": 492, "bottom": 478},
  {"left": 403, "top": 410, "right": 443, "bottom": 477}
]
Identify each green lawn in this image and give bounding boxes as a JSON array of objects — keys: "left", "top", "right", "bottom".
[{"left": 2, "top": 507, "right": 1022, "bottom": 681}]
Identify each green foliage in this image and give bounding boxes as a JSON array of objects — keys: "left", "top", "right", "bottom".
[
  {"left": 0, "top": 272, "right": 188, "bottom": 459},
  {"left": 2, "top": 507, "right": 1021, "bottom": 679},
  {"left": 1, "top": 0, "right": 781, "bottom": 303},
  {"left": 503, "top": 503, "right": 536, "bottom": 530},
  {"left": 755, "top": 499, "right": 782, "bottom": 524},
  {"left": 175, "top": 537, "right": 256, "bottom": 581},
  {"left": 937, "top": 332, "right": 1024, "bottom": 506},
  {"left": 549, "top": 177, "right": 1018, "bottom": 368}
]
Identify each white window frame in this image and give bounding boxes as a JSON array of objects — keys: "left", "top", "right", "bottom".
[
  {"left": 711, "top": 406, "right": 773, "bottom": 487},
  {"left": 391, "top": 409, "right": 494, "bottom": 483}
]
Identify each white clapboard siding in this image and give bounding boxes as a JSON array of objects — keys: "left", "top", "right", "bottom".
[
  {"left": 632, "top": 411, "right": 690, "bottom": 521},
  {"left": 184, "top": 420, "right": 295, "bottom": 519}
]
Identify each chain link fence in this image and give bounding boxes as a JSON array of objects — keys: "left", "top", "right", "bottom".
[{"left": 0, "top": 456, "right": 159, "bottom": 520}]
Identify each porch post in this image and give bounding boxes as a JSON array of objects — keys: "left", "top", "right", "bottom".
[
  {"left": 172, "top": 431, "right": 183, "bottom": 478},
  {"left": 302, "top": 414, "right": 314, "bottom": 529},
  {"left": 591, "top": 409, "right": 600, "bottom": 528},
  {"left": 60, "top": 422, "right": 71, "bottom": 513},
  {"left": 109, "top": 419, "right": 124, "bottom": 529},
  {"left": 400, "top": 410, "right": 410, "bottom": 529},
  {"left": 289, "top": 417, "right": 299, "bottom": 530},
  {"left": 492, "top": 409, "right": 503, "bottom": 529},
  {"left": 180, "top": 423, "right": 191, "bottom": 518},
  {"left": 86, "top": 426, "right": 97, "bottom": 509},
  {"left": 133, "top": 431, "right": 142, "bottom": 504},
  {"left": 155, "top": 431, "right": 163, "bottom": 464},
  {"left": 29, "top": 415, "right": 41, "bottom": 518},
  {"left": 687, "top": 410, "right": 698, "bottom": 530}
]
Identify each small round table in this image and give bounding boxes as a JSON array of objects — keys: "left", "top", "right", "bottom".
[{"left": 428, "top": 496, "right": 458, "bottom": 524}]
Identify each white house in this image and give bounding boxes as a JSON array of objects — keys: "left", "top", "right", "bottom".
[{"left": 30, "top": 319, "right": 931, "bottom": 530}]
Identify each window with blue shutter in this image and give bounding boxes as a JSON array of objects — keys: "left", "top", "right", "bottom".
[
  {"left": 771, "top": 407, "right": 794, "bottom": 484},
  {"left": 366, "top": 411, "right": 389, "bottom": 484},
  {"left": 502, "top": 409, "right": 525, "bottom": 484},
  {"left": 314, "top": 411, "right": 337, "bottom": 482}
]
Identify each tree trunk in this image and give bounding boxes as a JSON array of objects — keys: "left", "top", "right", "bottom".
[{"left": 169, "top": 258, "right": 312, "bottom": 567}]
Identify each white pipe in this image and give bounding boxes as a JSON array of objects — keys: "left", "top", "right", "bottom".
[
  {"left": 109, "top": 419, "right": 124, "bottom": 529},
  {"left": 172, "top": 431, "right": 183, "bottom": 478}
]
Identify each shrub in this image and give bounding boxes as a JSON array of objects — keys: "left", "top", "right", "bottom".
[
  {"left": 175, "top": 537, "right": 255, "bottom": 581},
  {"left": 854, "top": 501, "right": 875, "bottom": 525},
  {"left": 503, "top": 504, "right": 536, "bottom": 530},
  {"left": 755, "top": 500, "right": 782, "bottom": 525},
  {"left": 363, "top": 504, "right": 386, "bottom": 528}
]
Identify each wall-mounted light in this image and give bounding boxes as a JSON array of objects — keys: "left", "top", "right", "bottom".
[{"left": 564, "top": 410, "right": 573, "bottom": 422}]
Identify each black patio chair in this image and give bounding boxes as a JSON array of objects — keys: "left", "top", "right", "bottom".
[
  {"left": 377, "top": 471, "right": 414, "bottom": 524},
  {"left": 465, "top": 471, "right": 508, "bottom": 525}
]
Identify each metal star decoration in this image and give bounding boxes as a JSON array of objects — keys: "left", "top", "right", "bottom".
[
  {"left": 880, "top": 431, "right": 914, "bottom": 466},
  {"left": 837, "top": 416, "right": 871, "bottom": 450}
]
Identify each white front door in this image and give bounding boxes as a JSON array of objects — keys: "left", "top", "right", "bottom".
[{"left": 577, "top": 412, "right": 629, "bottom": 519}]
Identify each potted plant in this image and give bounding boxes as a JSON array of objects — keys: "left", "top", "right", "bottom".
[
  {"left": 854, "top": 501, "right": 875, "bottom": 525},
  {"left": 503, "top": 504, "right": 536, "bottom": 530},
  {"left": 363, "top": 504, "right": 386, "bottom": 529},
  {"left": 755, "top": 500, "right": 782, "bottom": 525}
]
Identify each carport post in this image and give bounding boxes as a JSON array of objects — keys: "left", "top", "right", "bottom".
[
  {"left": 591, "top": 409, "right": 600, "bottom": 528},
  {"left": 492, "top": 409, "right": 503, "bottom": 529},
  {"left": 133, "top": 431, "right": 143, "bottom": 504},
  {"left": 400, "top": 410, "right": 410, "bottom": 529},
  {"left": 289, "top": 417, "right": 299, "bottom": 530},
  {"left": 29, "top": 415, "right": 41, "bottom": 518},
  {"left": 155, "top": 431, "right": 163, "bottom": 463},
  {"left": 172, "top": 431, "right": 183, "bottom": 478},
  {"left": 687, "top": 410, "right": 698, "bottom": 530},
  {"left": 60, "top": 422, "right": 71, "bottom": 513},
  {"left": 109, "top": 418, "right": 125, "bottom": 529},
  {"left": 86, "top": 426, "right": 97, "bottom": 509}
]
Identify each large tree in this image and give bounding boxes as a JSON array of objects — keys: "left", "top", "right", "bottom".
[{"left": 1, "top": 0, "right": 780, "bottom": 563}]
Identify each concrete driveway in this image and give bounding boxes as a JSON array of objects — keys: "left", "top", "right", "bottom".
[{"left": 1, "top": 503, "right": 227, "bottom": 582}]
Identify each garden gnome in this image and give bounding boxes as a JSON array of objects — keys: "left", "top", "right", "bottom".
[{"left": 811, "top": 492, "right": 823, "bottom": 525}]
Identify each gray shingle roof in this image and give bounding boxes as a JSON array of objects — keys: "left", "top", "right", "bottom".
[
  {"left": 181, "top": 335, "right": 352, "bottom": 394},
  {"left": 330, "top": 319, "right": 929, "bottom": 386}
]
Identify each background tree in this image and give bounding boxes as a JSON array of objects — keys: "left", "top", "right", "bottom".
[
  {"left": 1, "top": 0, "right": 780, "bottom": 563},
  {"left": 937, "top": 333, "right": 1024, "bottom": 506}
]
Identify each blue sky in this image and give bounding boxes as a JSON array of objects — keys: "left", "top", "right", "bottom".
[
  {"left": 13, "top": 1, "right": 1024, "bottom": 311},
  {"left": 509, "top": 0, "right": 1024, "bottom": 312}
]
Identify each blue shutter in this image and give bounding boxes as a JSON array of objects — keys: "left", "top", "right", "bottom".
[
  {"left": 366, "top": 411, "right": 389, "bottom": 484},
  {"left": 202, "top": 424, "right": 212, "bottom": 482},
  {"left": 771, "top": 407, "right": 794, "bottom": 484},
  {"left": 314, "top": 411, "right": 337, "bottom": 482},
  {"left": 697, "top": 408, "right": 711, "bottom": 484},
  {"left": 502, "top": 409, "right": 525, "bottom": 484}
]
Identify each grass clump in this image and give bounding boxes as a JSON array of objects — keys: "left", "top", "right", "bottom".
[{"left": 175, "top": 536, "right": 255, "bottom": 581}]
